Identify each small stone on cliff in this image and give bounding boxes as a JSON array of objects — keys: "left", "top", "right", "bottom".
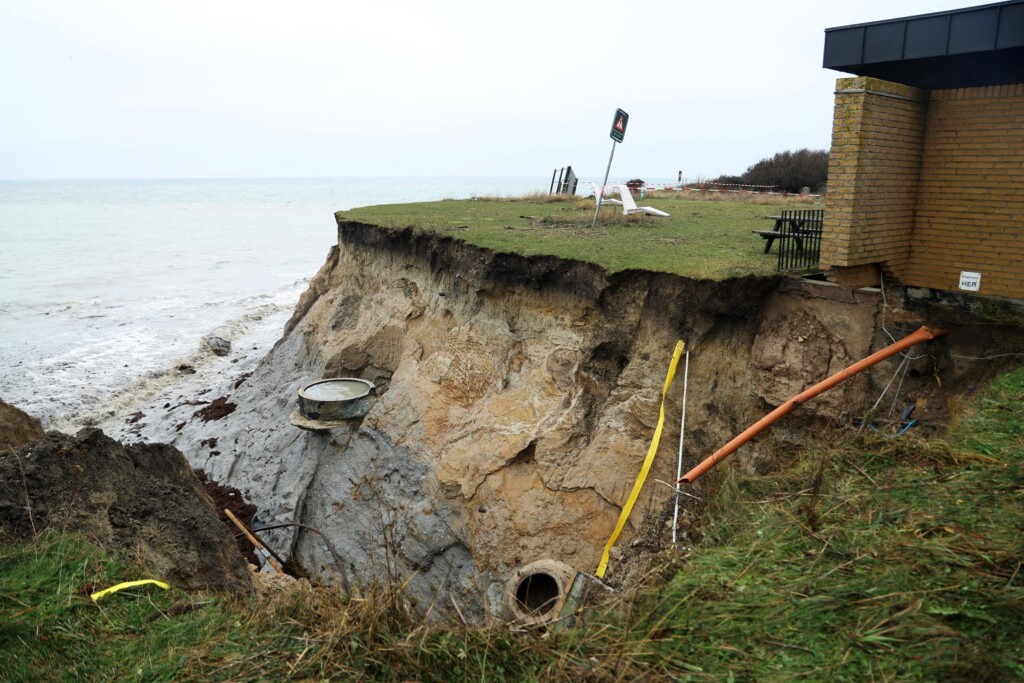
[{"left": 204, "top": 335, "right": 231, "bottom": 356}]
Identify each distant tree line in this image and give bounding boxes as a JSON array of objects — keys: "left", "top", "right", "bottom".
[{"left": 713, "top": 149, "right": 829, "bottom": 194}]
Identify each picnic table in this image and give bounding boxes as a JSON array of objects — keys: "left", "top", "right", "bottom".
[{"left": 753, "top": 211, "right": 823, "bottom": 253}]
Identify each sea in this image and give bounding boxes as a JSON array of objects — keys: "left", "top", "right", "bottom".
[{"left": 0, "top": 176, "right": 565, "bottom": 431}]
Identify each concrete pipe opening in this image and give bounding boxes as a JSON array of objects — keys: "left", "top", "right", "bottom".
[{"left": 506, "top": 559, "right": 576, "bottom": 625}]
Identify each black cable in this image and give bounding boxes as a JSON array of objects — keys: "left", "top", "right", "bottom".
[{"left": 251, "top": 522, "right": 351, "bottom": 593}]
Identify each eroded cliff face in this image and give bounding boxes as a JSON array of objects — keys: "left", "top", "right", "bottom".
[{"left": 150, "top": 221, "right": 889, "bottom": 620}]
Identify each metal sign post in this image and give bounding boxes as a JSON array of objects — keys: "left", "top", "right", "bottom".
[
  {"left": 591, "top": 140, "right": 617, "bottom": 227},
  {"left": 591, "top": 108, "right": 629, "bottom": 228}
]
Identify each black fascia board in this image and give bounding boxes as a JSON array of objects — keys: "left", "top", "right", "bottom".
[{"left": 823, "top": 1, "right": 1024, "bottom": 89}]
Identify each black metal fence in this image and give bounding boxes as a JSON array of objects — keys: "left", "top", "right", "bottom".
[
  {"left": 549, "top": 166, "right": 578, "bottom": 195},
  {"left": 777, "top": 209, "right": 824, "bottom": 272}
]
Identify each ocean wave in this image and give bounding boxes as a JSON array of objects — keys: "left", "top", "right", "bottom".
[
  {"left": 3, "top": 176, "right": 540, "bottom": 432},
  {"left": 22, "top": 289, "right": 299, "bottom": 432}
]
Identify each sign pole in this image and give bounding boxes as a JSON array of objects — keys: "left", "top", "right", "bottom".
[
  {"left": 592, "top": 108, "right": 629, "bottom": 228},
  {"left": 591, "top": 139, "right": 617, "bottom": 228}
]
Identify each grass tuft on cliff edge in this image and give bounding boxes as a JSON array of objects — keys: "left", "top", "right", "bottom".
[
  {"left": 338, "top": 192, "right": 824, "bottom": 281},
  {"left": 2, "top": 365, "right": 1021, "bottom": 681}
]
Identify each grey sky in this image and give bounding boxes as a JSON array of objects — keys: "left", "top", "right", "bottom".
[{"left": 1, "top": 1, "right": 972, "bottom": 180}]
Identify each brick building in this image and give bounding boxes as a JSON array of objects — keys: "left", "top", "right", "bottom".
[{"left": 820, "top": 1, "right": 1024, "bottom": 300}]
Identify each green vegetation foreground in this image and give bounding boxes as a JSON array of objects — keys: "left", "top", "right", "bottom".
[
  {"left": 3, "top": 364, "right": 1021, "bottom": 681},
  {"left": 340, "top": 191, "right": 823, "bottom": 280}
]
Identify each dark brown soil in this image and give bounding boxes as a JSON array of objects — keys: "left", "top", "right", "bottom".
[
  {"left": 194, "top": 468, "right": 260, "bottom": 566},
  {"left": 0, "top": 428, "right": 253, "bottom": 594},
  {"left": 193, "top": 396, "right": 236, "bottom": 422}
]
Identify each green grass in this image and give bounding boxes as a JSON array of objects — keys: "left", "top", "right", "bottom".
[
  {"left": 339, "top": 192, "right": 824, "bottom": 280},
  {"left": 627, "top": 366, "right": 1024, "bottom": 681},
  {"left": 3, "top": 366, "right": 1021, "bottom": 681},
  {"left": 0, "top": 530, "right": 240, "bottom": 681}
]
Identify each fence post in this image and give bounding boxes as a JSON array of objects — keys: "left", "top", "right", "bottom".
[{"left": 776, "top": 209, "right": 824, "bottom": 273}]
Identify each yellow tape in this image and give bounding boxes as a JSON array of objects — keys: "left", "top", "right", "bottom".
[
  {"left": 596, "top": 340, "right": 684, "bottom": 578},
  {"left": 90, "top": 579, "right": 170, "bottom": 602}
]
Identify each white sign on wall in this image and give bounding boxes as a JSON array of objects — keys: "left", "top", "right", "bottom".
[{"left": 959, "top": 271, "right": 982, "bottom": 291}]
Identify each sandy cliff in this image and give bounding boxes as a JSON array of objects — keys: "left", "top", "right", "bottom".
[
  {"left": 104, "top": 218, "right": 1024, "bottom": 620},
  {"left": 116, "top": 219, "right": 907, "bottom": 620}
]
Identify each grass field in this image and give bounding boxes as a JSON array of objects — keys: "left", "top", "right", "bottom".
[
  {"left": 339, "top": 191, "right": 824, "bottom": 280},
  {"left": 3, "top": 364, "right": 1021, "bottom": 681}
]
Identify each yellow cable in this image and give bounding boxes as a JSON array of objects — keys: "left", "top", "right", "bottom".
[
  {"left": 90, "top": 579, "right": 170, "bottom": 602},
  {"left": 596, "top": 340, "right": 684, "bottom": 578}
]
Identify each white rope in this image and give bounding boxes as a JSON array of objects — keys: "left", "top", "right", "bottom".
[
  {"left": 879, "top": 271, "right": 924, "bottom": 360},
  {"left": 951, "top": 352, "right": 1024, "bottom": 360},
  {"left": 879, "top": 271, "right": 898, "bottom": 345},
  {"left": 868, "top": 352, "right": 911, "bottom": 418},
  {"left": 671, "top": 349, "right": 690, "bottom": 545},
  {"left": 888, "top": 353, "right": 913, "bottom": 418}
]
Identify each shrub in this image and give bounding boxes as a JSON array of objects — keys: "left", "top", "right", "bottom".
[{"left": 742, "top": 149, "right": 829, "bottom": 194}]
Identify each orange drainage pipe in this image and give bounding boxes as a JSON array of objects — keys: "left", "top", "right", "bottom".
[{"left": 678, "top": 326, "right": 948, "bottom": 485}]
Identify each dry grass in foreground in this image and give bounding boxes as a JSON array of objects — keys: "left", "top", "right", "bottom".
[{"left": 3, "top": 365, "right": 1021, "bottom": 681}]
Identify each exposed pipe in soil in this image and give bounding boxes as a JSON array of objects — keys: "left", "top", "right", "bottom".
[
  {"left": 506, "top": 559, "right": 576, "bottom": 625},
  {"left": 678, "top": 326, "right": 948, "bottom": 485}
]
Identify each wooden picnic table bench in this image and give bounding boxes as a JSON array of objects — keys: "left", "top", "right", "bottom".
[{"left": 753, "top": 211, "right": 823, "bottom": 253}]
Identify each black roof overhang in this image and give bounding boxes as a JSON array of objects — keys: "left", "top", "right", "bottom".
[{"left": 823, "top": 1, "right": 1024, "bottom": 90}]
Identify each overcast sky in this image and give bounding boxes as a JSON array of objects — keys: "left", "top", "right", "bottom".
[{"left": 1, "top": 0, "right": 974, "bottom": 180}]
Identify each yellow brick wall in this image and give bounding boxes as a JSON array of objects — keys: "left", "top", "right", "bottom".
[
  {"left": 822, "top": 77, "right": 929, "bottom": 274},
  {"left": 904, "top": 84, "right": 1024, "bottom": 299}
]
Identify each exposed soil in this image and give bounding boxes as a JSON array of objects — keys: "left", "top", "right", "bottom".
[
  {"left": 8, "top": 223, "right": 1019, "bottom": 620},
  {"left": 0, "top": 399, "right": 45, "bottom": 452},
  {"left": 872, "top": 301, "right": 1024, "bottom": 428},
  {"left": 0, "top": 428, "right": 253, "bottom": 594},
  {"left": 194, "top": 468, "right": 260, "bottom": 566},
  {"left": 194, "top": 396, "right": 237, "bottom": 422}
]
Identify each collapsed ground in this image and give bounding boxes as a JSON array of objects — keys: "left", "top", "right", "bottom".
[
  {"left": 1, "top": 191, "right": 1023, "bottom": 677},
  {"left": 2, "top": 195, "right": 1023, "bottom": 632},
  {"left": 2, "top": 364, "right": 1021, "bottom": 681},
  {"left": 6, "top": 217, "right": 1024, "bottom": 623}
]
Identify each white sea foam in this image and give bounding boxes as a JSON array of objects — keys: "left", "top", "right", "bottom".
[{"left": 0, "top": 177, "right": 554, "bottom": 432}]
